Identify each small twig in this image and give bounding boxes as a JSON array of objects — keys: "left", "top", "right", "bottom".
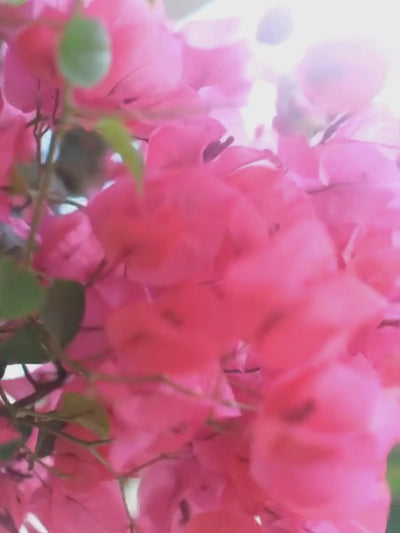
[
  {"left": 378, "top": 319, "right": 400, "bottom": 328},
  {"left": 22, "top": 446, "right": 68, "bottom": 478},
  {"left": 18, "top": 420, "right": 111, "bottom": 448},
  {"left": 85, "top": 258, "right": 107, "bottom": 288},
  {"left": 160, "top": 375, "right": 258, "bottom": 412},
  {"left": 22, "top": 364, "right": 39, "bottom": 389},
  {"left": 24, "top": 130, "right": 58, "bottom": 265},
  {"left": 122, "top": 453, "right": 173, "bottom": 479},
  {"left": 24, "top": 86, "right": 71, "bottom": 266},
  {"left": 89, "top": 371, "right": 258, "bottom": 412},
  {"left": 0, "top": 362, "right": 67, "bottom": 417},
  {"left": 223, "top": 367, "right": 261, "bottom": 374}
]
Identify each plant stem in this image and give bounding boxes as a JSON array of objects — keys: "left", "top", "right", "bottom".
[{"left": 24, "top": 86, "right": 72, "bottom": 267}]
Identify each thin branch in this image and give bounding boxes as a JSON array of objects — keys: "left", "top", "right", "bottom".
[
  {"left": 0, "top": 363, "right": 67, "bottom": 417},
  {"left": 24, "top": 86, "right": 71, "bottom": 266},
  {"left": 22, "top": 364, "right": 39, "bottom": 389},
  {"left": 122, "top": 453, "right": 173, "bottom": 479},
  {"left": 85, "top": 258, "right": 107, "bottom": 288},
  {"left": 223, "top": 367, "right": 261, "bottom": 374}
]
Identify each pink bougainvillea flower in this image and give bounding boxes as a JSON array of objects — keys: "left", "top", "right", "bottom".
[
  {"left": 319, "top": 141, "right": 400, "bottom": 186},
  {"left": 137, "top": 458, "right": 227, "bottom": 533},
  {"left": 0, "top": 417, "right": 20, "bottom": 445},
  {"left": 311, "top": 181, "right": 400, "bottom": 231},
  {"left": 0, "top": 101, "right": 34, "bottom": 190},
  {"left": 34, "top": 210, "right": 104, "bottom": 283},
  {"left": 0, "top": 0, "right": 399, "bottom": 530},
  {"left": 222, "top": 216, "right": 337, "bottom": 340},
  {"left": 359, "top": 326, "right": 400, "bottom": 389},
  {"left": 250, "top": 360, "right": 392, "bottom": 519},
  {"left": 31, "top": 478, "right": 127, "bottom": 533},
  {"left": 14, "top": 21, "right": 61, "bottom": 84},
  {"left": 346, "top": 229, "right": 400, "bottom": 297},
  {"left": 0, "top": 0, "right": 44, "bottom": 41},
  {"left": 146, "top": 118, "right": 226, "bottom": 169},
  {"left": 277, "top": 134, "right": 321, "bottom": 181},
  {"left": 254, "top": 274, "right": 384, "bottom": 370},
  {"left": 87, "top": 169, "right": 237, "bottom": 286},
  {"left": 178, "top": 19, "right": 253, "bottom": 107},
  {"left": 52, "top": 424, "right": 113, "bottom": 493},
  {"left": 304, "top": 480, "right": 390, "bottom": 533},
  {"left": 3, "top": 0, "right": 182, "bottom": 121},
  {"left": 75, "top": 0, "right": 182, "bottom": 112},
  {"left": 0, "top": 474, "right": 32, "bottom": 532},
  {"left": 183, "top": 509, "right": 263, "bottom": 533},
  {"left": 107, "top": 283, "right": 230, "bottom": 375}
]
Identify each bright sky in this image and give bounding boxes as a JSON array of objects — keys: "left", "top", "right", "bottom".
[
  {"left": 189, "top": 0, "right": 400, "bottom": 139},
  {"left": 195, "top": 0, "right": 400, "bottom": 68}
]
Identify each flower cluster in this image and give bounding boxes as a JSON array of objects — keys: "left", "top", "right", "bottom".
[{"left": 0, "top": 1, "right": 398, "bottom": 532}]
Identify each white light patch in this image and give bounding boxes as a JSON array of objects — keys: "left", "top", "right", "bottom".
[{"left": 189, "top": 0, "right": 400, "bottom": 126}]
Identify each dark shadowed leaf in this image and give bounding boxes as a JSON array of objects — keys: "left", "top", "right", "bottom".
[
  {"left": 0, "top": 323, "right": 49, "bottom": 364},
  {"left": 387, "top": 502, "right": 400, "bottom": 532},
  {"left": 41, "top": 279, "right": 85, "bottom": 347},
  {"left": 35, "top": 419, "right": 66, "bottom": 458},
  {"left": 55, "top": 127, "right": 107, "bottom": 195},
  {"left": 59, "top": 391, "right": 110, "bottom": 439},
  {"left": 58, "top": 16, "right": 111, "bottom": 88},
  {"left": 96, "top": 118, "right": 143, "bottom": 188},
  {"left": 388, "top": 446, "right": 400, "bottom": 498},
  {"left": 0, "top": 222, "right": 26, "bottom": 261},
  {"left": 0, "top": 438, "right": 21, "bottom": 461},
  {"left": 0, "top": 259, "right": 45, "bottom": 319}
]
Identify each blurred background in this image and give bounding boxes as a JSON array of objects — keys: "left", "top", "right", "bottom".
[{"left": 164, "top": 0, "right": 400, "bottom": 116}]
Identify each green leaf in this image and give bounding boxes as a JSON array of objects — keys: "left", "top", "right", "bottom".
[
  {"left": 0, "top": 419, "right": 33, "bottom": 460},
  {"left": 59, "top": 392, "right": 110, "bottom": 439},
  {"left": 0, "top": 438, "right": 22, "bottom": 461},
  {"left": 0, "top": 259, "right": 45, "bottom": 319},
  {"left": 58, "top": 16, "right": 111, "bottom": 88},
  {"left": 0, "top": 0, "right": 27, "bottom": 5},
  {"left": 0, "top": 323, "right": 49, "bottom": 364},
  {"left": 96, "top": 118, "right": 143, "bottom": 188},
  {"left": 41, "top": 279, "right": 85, "bottom": 348},
  {"left": 388, "top": 446, "right": 400, "bottom": 498},
  {"left": 387, "top": 502, "right": 400, "bottom": 532}
]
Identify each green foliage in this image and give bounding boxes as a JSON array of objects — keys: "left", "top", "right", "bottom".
[
  {"left": 387, "top": 446, "right": 400, "bottom": 532},
  {"left": 388, "top": 446, "right": 400, "bottom": 498},
  {"left": 59, "top": 391, "right": 110, "bottom": 439},
  {"left": 41, "top": 279, "right": 85, "bottom": 347},
  {"left": 0, "top": 423, "right": 32, "bottom": 461},
  {"left": 97, "top": 118, "right": 143, "bottom": 188},
  {"left": 387, "top": 502, "right": 400, "bottom": 532},
  {"left": 58, "top": 16, "right": 111, "bottom": 88},
  {"left": 0, "top": 323, "right": 49, "bottom": 364},
  {"left": 0, "top": 259, "right": 45, "bottom": 319},
  {"left": 1, "top": 0, "right": 27, "bottom": 5},
  {"left": 0, "top": 438, "right": 22, "bottom": 461}
]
